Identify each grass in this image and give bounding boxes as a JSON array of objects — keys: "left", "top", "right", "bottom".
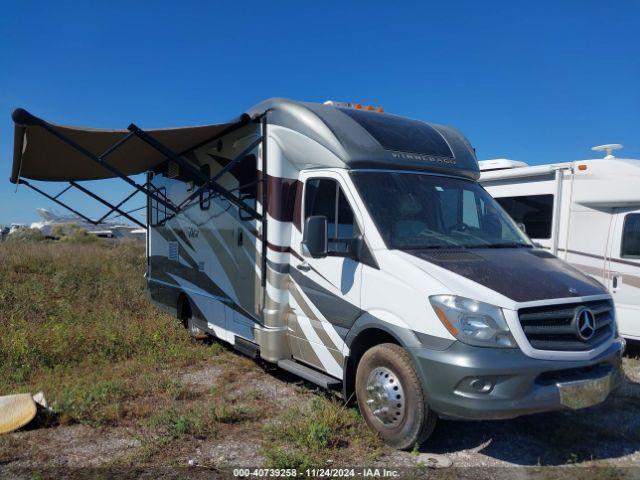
[
  {"left": 2, "top": 240, "right": 378, "bottom": 468},
  {"left": 0, "top": 240, "right": 211, "bottom": 426},
  {"left": 147, "top": 406, "right": 213, "bottom": 441},
  {"left": 262, "top": 396, "right": 382, "bottom": 469}
]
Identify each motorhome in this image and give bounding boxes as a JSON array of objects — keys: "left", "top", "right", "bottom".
[
  {"left": 480, "top": 147, "right": 640, "bottom": 342},
  {"left": 10, "top": 99, "right": 624, "bottom": 449}
]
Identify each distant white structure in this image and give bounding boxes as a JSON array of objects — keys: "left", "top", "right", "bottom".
[
  {"left": 27, "top": 208, "right": 145, "bottom": 239},
  {"left": 9, "top": 223, "right": 27, "bottom": 235},
  {"left": 480, "top": 144, "right": 640, "bottom": 340}
]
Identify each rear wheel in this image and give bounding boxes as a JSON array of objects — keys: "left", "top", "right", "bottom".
[
  {"left": 355, "top": 343, "right": 437, "bottom": 450},
  {"left": 179, "top": 296, "right": 208, "bottom": 341},
  {"left": 187, "top": 314, "right": 208, "bottom": 341}
]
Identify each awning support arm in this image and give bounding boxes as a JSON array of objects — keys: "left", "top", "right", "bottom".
[
  {"left": 53, "top": 184, "right": 73, "bottom": 199},
  {"left": 127, "top": 124, "right": 208, "bottom": 184},
  {"left": 18, "top": 179, "right": 99, "bottom": 225},
  {"left": 96, "top": 188, "right": 141, "bottom": 224},
  {"left": 70, "top": 181, "right": 146, "bottom": 229}
]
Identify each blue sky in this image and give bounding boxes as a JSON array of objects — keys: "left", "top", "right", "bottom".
[{"left": 1, "top": 1, "right": 638, "bottom": 225}]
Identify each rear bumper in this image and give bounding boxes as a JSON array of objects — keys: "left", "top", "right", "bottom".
[{"left": 410, "top": 338, "right": 625, "bottom": 420}]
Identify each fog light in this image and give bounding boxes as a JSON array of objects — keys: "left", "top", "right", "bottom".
[{"left": 470, "top": 378, "right": 493, "bottom": 393}]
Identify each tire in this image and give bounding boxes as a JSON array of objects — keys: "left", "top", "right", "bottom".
[
  {"left": 355, "top": 343, "right": 437, "bottom": 450},
  {"left": 187, "top": 314, "right": 209, "bottom": 341}
]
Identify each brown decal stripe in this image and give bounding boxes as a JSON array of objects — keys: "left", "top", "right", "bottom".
[
  {"left": 259, "top": 236, "right": 331, "bottom": 283},
  {"left": 252, "top": 231, "right": 304, "bottom": 261},
  {"left": 259, "top": 174, "right": 302, "bottom": 226},
  {"left": 559, "top": 248, "right": 640, "bottom": 269},
  {"left": 621, "top": 273, "right": 640, "bottom": 289}
]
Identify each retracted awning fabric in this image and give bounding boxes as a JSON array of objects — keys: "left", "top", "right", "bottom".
[{"left": 10, "top": 108, "right": 250, "bottom": 183}]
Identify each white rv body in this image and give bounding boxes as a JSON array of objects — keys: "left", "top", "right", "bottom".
[{"left": 480, "top": 157, "right": 640, "bottom": 341}]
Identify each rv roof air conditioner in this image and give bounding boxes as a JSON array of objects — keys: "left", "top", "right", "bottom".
[{"left": 478, "top": 158, "right": 528, "bottom": 172}]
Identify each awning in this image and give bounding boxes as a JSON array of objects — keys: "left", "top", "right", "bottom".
[{"left": 10, "top": 108, "right": 250, "bottom": 183}]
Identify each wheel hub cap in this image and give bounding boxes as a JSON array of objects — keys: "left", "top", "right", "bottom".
[{"left": 365, "top": 367, "right": 405, "bottom": 427}]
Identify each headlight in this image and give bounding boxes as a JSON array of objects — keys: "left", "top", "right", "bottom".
[{"left": 429, "top": 295, "right": 517, "bottom": 348}]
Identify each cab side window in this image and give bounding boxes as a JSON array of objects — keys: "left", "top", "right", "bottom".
[
  {"left": 621, "top": 213, "right": 640, "bottom": 258},
  {"left": 304, "top": 178, "right": 358, "bottom": 254}
]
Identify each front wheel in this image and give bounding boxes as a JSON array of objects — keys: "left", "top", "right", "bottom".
[{"left": 355, "top": 343, "right": 437, "bottom": 450}]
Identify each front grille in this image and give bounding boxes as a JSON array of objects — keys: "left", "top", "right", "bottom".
[{"left": 518, "top": 300, "right": 614, "bottom": 351}]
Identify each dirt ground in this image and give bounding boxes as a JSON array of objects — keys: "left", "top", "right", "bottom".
[{"left": 2, "top": 342, "right": 639, "bottom": 479}]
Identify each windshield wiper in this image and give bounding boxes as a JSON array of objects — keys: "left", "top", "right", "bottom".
[{"left": 479, "top": 242, "right": 533, "bottom": 249}]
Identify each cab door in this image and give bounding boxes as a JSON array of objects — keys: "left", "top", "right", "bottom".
[
  {"left": 608, "top": 210, "right": 640, "bottom": 340},
  {"left": 288, "top": 173, "right": 363, "bottom": 378}
]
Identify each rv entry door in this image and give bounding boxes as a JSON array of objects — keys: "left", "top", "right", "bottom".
[
  {"left": 288, "top": 174, "right": 363, "bottom": 378},
  {"left": 608, "top": 210, "right": 640, "bottom": 340}
]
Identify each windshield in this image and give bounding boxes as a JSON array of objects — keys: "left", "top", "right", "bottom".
[{"left": 351, "top": 171, "right": 532, "bottom": 250}]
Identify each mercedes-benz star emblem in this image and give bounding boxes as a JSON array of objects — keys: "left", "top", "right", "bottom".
[{"left": 575, "top": 308, "right": 596, "bottom": 341}]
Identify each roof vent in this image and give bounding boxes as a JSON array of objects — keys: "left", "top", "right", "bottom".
[
  {"left": 591, "top": 144, "right": 623, "bottom": 159},
  {"left": 478, "top": 159, "right": 528, "bottom": 172}
]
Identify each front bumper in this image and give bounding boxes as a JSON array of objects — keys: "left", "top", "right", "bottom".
[{"left": 410, "top": 338, "right": 625, "bottom": 420}]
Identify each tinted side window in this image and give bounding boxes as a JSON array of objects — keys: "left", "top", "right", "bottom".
[
  {"left": 305, "top": 178, "right": 358, "bottom": 254},
  {"left": 495, "top": 194, "right": 554, "bottom": 239},
  {"left": 621, "top": 214, "right": 640, "bottom": 258},
  {"left": 305, "top": 178, "right": 337, "bottom": 239}
]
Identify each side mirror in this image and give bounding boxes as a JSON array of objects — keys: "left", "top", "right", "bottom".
[{"left": 302, "top": 216, "right": 328, "bottom": 258}]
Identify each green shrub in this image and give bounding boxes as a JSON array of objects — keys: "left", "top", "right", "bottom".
[{"left": 5, "top": 228, "right": 47, "bottom": 242}]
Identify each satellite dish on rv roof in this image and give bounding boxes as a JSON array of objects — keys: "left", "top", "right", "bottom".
[
  {"left": 478, "top": 159, "right": 528, "bottom": 172},
  {"left": 591, "top": 144, "right": 623, "bottom": 159}
]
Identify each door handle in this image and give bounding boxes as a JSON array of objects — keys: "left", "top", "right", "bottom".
[
  {"left": 612, "top": 274, "right": 622, "bottom": 289},
  {"left": 237, "top": 230, "right": 243, "bottom": 246},
  {"left": 296, "top": 262, "right": 311, "bottom": 272}
]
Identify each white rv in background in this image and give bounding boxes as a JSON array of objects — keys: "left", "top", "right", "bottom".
[{"left": 480, "top": 145, "right": 640, "bottom": 341}]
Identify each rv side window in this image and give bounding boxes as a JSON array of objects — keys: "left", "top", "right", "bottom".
[
  {"left": 621, "top": 214, "right": 640, "bottom": 258},
  {"left": 304, "top": 178, "right": 357, "bottom": 254},
  {"left": 494, "top": 194, "right": 554, "bottom": 239}
]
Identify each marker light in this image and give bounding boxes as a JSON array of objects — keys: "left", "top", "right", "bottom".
[
  {"left": 578, "top": 164, "right": 588, "bottom": 171},
  {"left": 323, "top": 100, "right": 384, "bottom": 112}
]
